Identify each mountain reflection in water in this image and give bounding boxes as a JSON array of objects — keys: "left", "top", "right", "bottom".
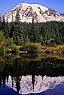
[
  {"left": 0, "top": 53, "right": 64, "bottom": 94},
  {"left": 5, "top": 75, "right": 64, "bottom": 94}
]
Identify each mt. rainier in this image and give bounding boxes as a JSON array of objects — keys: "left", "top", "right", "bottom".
[{"left": 2, "top": 3, "right": 64, "bottom": 23}]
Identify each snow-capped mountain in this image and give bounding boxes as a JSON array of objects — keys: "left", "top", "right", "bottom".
[{"left": 2, "top": 3, "right": 64, "bottom": 23}]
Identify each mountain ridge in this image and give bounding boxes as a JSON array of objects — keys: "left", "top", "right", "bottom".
[{"left": 2, "top": 3, "right": 64, "bottom": 23}]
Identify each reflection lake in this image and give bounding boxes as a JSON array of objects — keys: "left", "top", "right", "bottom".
[{"left": 0, "top": 53, "right": 64, "bottom": 95}]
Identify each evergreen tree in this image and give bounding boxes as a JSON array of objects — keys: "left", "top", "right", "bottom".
[
  {"left": 2, "top": 16, "right": 9, "bottom": 39},
  {"left": 29, "top": 18, "right": 36, "bottom": 42},
  {"left": 10, "top": 14, "right": 14, "bottom": 38},
  {"left": 39, "top": 24, "right": 46, "bottom": 45},
  {"left": 13, "top": 10, "right": 23, "bottom": 45},
  {"left": 55, "top": 28, "right": 61, "bottom": 44}
]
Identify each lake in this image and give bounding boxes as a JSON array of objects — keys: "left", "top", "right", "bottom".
[{"left": 0, "top": 53, "right": 64, "bottom": 95}]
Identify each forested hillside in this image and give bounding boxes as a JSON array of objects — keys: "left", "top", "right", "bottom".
[{"left": 0, "top": 11, "right": 64, "bottom": 47}]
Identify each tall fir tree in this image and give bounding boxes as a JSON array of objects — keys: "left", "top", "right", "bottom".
[
  {"left": 29, "top": 18, "right": 36, "bottom": 42},
  {"left": 10, "top": 14, "right": 14, "bottom": 38},
  {"left": 2, "top": 15, "right": 9, "bottom": 39},
  {"left": 39, "top": 24, "right": 46, "bottom": 45},
  {"left": 13, "top": 10, "right": 23, "bottom": 45}
]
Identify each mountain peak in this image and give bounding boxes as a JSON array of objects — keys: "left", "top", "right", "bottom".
[{"left": 2, "top": 3, "right": 64, "bottom": 23}]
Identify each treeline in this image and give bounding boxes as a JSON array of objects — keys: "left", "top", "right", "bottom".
[{"left": 0, "top": 11, "right": 64, "bottom": 46}]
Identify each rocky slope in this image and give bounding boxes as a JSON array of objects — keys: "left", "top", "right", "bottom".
[{"left": 2, "top": 3, "right": 64, "bottom": 23}]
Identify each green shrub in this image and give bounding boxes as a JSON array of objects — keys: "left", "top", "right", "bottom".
[
  {"left": 0, "top": 46, "right": 4, "bottom": 56},
  {"left": 0, "top": 30, "right": 4, "bottom": 43}
]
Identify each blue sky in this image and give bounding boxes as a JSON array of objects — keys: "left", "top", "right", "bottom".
[{"left": 0, "top": 0, "right": 64, "bottom": 14}]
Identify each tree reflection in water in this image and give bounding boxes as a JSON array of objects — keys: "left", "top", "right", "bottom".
[{"left": 0, "top": 53, "right": 64, "bottom": 94}]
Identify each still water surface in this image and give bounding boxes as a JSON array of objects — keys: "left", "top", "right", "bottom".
[{"left": 0, "top": 53, "right": 64, "bottom": 94}]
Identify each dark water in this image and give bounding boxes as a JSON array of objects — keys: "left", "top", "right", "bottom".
[{"left": 0, "top": 53, "right": 64, "bottom": 95}]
